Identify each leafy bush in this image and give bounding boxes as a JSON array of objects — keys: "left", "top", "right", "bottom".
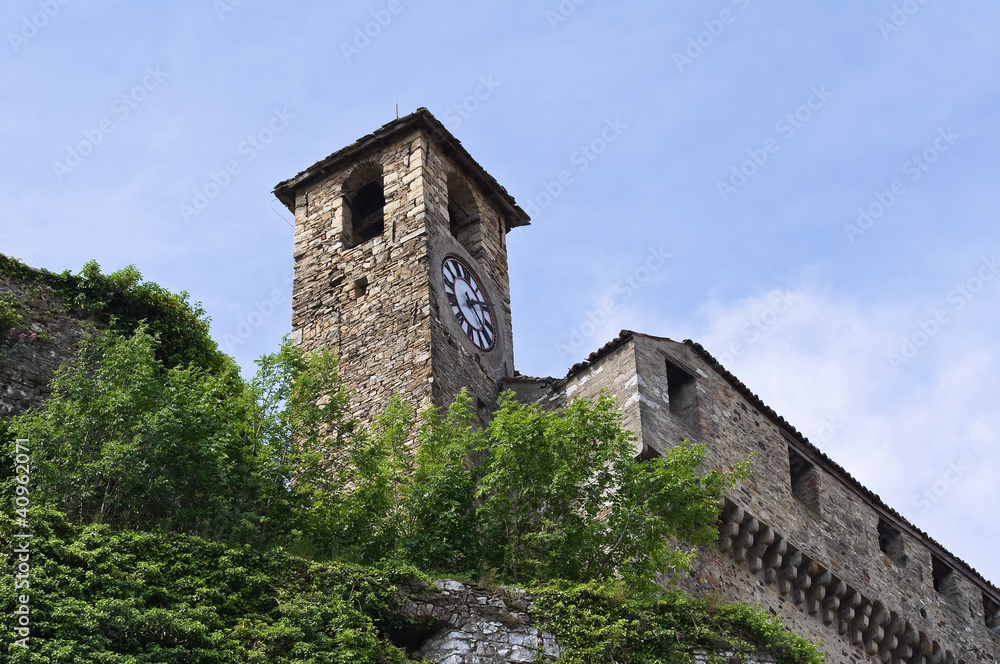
[
  {"left": 0, "top": 507, "right": 411, "bottom": 663},
  {"left": 284, "top": 384, "right": 750, "bottom": 592},
  {"left": 0, "top": 294, "right": 20, "bottom": 335},
  {"left": 476, "top": 395, "right": 749, "bottom": 590},
  {"left": 0, "top": 254, "right": 224, "bottom": 371},
  {"left": 532, "top": 581, "right": 823, "bottom": 664},
  {"left": 6, "top": 326, "right": 264, "bottom": 540}
]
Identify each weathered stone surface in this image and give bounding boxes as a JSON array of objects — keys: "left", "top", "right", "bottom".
[
  {"left": 508, "top": 332, "right": 1000, "bottom": 664},
  {"left": 276, "top": 109, "right": 528, "bottom": 427},
  {"left": 0, "top": 271, "right": 94, "bottom": 419},
  {"left": 392, "top": 580, "right": 781, "bottom": 664},
  {"left": 388, "top": 580, "right": 561, "bottom": 664}
]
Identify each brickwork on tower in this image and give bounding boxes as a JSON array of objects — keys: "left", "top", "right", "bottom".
[{"left": 274, "top": 109, "right": 528, "bottom": 424}]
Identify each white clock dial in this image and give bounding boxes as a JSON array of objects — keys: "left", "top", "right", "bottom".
[{"left": 441, "top": 256, "right": 497, "bottom": 352}]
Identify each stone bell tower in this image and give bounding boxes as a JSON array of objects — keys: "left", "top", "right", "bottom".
[{"left": 273, "top": 108, "right": 530, "bottom": 423}]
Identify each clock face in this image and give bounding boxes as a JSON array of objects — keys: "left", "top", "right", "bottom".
[{"left": 441, "top": 256, "right": 497, "bottom": 352}]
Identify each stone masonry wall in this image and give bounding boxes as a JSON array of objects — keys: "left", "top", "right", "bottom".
[
  {"left": 288, "top": 122, "right": 518, "bottom": 425},
  {"left": 391, "top": 578, "right": 779, "bottom": 664},
  {"left": 421, "top": 134, "right": 516, "bottom": 420},
  {"left": 509, "top": 332, "right": 1000, "bottom": 664},
  {"left": 505, "top": 337, "right": 643, "bottom": 455},
  {"left": 289, "top": 128, "right": 436, "bottom": 422},
  {"left": 0, "top": 270, "right": 95, "bottom": 419},
  {"left": 392, "top": 580, "right": 561, "bottom": 664}
]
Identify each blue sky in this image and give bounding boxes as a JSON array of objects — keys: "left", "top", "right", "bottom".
[{"left": 3, "top": 1, "right": 999, "bottom": 584}]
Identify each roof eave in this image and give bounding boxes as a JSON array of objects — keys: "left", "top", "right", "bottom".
[{"left": 272, "top": 108, "right": 530, "bottom": 229}]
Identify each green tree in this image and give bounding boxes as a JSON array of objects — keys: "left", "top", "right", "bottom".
[
  {"left": 245, "top": 341, "right": 421, "bottom": 562},
  {"left": 400, "top": 391, "right": 482, "bottom": 572},
  {"left": 475, "top": 393, "right": 750, "bottom": 590},
  {"left": 284, "top": 385, "right": 750, "bottom": 591},
  {"left": 7, "top": 325, "right": 260, "bottom": 539},
  {"left": 6, "top": 325, "right": 748, "bottom": 592},
  {"left": 245, "top": 340, "right": 353, "bottom": 545}
]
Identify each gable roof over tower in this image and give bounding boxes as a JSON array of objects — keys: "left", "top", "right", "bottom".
[{"left": 273, "top": 107, "right": 530, "bottom": 229}]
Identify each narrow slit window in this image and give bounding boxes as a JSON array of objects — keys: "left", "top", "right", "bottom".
[
  {"left": 877, "top": 518, "right": 906, "bottom": 566},
  {"left": 353, "top": 276, "right": 368, "bottom": 299},
  {"left": 788, "top": 446, "right": 820, "bottom": 512}
]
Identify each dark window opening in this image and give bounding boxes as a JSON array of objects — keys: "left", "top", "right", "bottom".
[
  {"left": 877, "top": 518, "right": 906, "bottom": 566},
  {"left": 350, "top": 180, "right": 385, "bottom": 244},
  {"left": 447, "top": 175, "right": 480, "bottom": 254},
  {"left": 342, "top": 163, "right": 385, "bottom": 247},
  {"left": 353, "top": 276, "right": 368, "bottom": 299},
  {"left": 637, "top": 444, "right": 662, "bottom": 463},
  {"left": 931, "top": 554, "right": 957, "bottom": 599},
  {"left": 984, "top": 593, "right": 1000, "bottom": 631},
  {"left": 788, "top": 446, "right": 820, "bottom": 512},
  {"left": 665, "top": 358, "right": 698, "bottom": 428}
]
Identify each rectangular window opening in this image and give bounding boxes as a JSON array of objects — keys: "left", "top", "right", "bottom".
[
  {"left": 931, "top": 554, "right": 957, "bottom": 598},
  {"left": 788, "top": 446, "right": 820, "bottom": 512},
  {"left": 877, "top": 518, "right": 907, "bottom": 566},
  {"left": 984, "top": 593, "right": 1000, "bottom": 631},
  {"left": 665, "top": 358, "right": 698, "bottom": 428}
]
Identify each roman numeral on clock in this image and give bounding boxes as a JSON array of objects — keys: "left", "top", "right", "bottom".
[{"left": 441, "top": 255, "right": 497, "bottom": 352}]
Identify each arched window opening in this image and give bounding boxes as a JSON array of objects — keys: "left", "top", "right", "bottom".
[{"left": 343, "top": 164, "right": 385, "bottom": 246}]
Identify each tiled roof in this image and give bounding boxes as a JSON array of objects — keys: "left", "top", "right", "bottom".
[{"left": 272, "top": 107, "right": 529, "bottom": 228}]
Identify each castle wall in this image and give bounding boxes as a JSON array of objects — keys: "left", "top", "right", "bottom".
[
  {"left": 505, "top": 338, "right": 643, "bottom": 456},
  {"left": 0, "top": 270, "right": 94, "bottom": 419},
  {"left": 510, "top": 333, "right": 1000, "bottom": 664}
]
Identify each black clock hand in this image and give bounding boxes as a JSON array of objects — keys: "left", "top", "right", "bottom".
[
  {"left": 466, "top": 299, "right": 494, "bottom": 309},
  {"left": 464, "top": 293, "right": 485, "bottom": 326}
]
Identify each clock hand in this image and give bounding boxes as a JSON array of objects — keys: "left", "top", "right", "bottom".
[
  {"left": 464, "top": 293, "right": 485, "bottom": 327},
  {"left": 466, "top": 299, "right": 494, "bottom": 309}
]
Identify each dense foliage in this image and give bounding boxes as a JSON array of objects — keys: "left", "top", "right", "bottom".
[
  {"left": 4, "top": 328, "right": 352, "bottom": 549},
  {"left": 532, "top": 582, "right": 823, "bottom": 664},
  {"left": 7, "top": 327, "right": 263, "bottom": 540},
  {"left": 0, "top": 253, "right": 223, "bottom": 371},
  {"left": 0, "top": 287, "right": 819, "bottom": 661},
  {"left": 278, "top": 387, "right": 749, "bottom": 592},
  {"left": 0, "top": 508, "right": 411, "bottom": 663},
  {"left": 6, "top": 324, "right": 748, "bottom": 580}
]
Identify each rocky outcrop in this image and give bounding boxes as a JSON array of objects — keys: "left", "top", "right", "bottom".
[
  {"left": 388, "top": 580, "right": 561, "bottom": 664},
  {"left": 0, "top": 268, "right": 94, "bottom": 419}
]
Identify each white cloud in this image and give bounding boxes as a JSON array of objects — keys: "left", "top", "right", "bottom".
[{"left": 639, "top": 284, "right": 1000, "bottom": 584}]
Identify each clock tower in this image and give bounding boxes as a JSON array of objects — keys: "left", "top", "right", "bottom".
[{"left": 273, "top": 108, "right": 529, "bottom": 424}]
